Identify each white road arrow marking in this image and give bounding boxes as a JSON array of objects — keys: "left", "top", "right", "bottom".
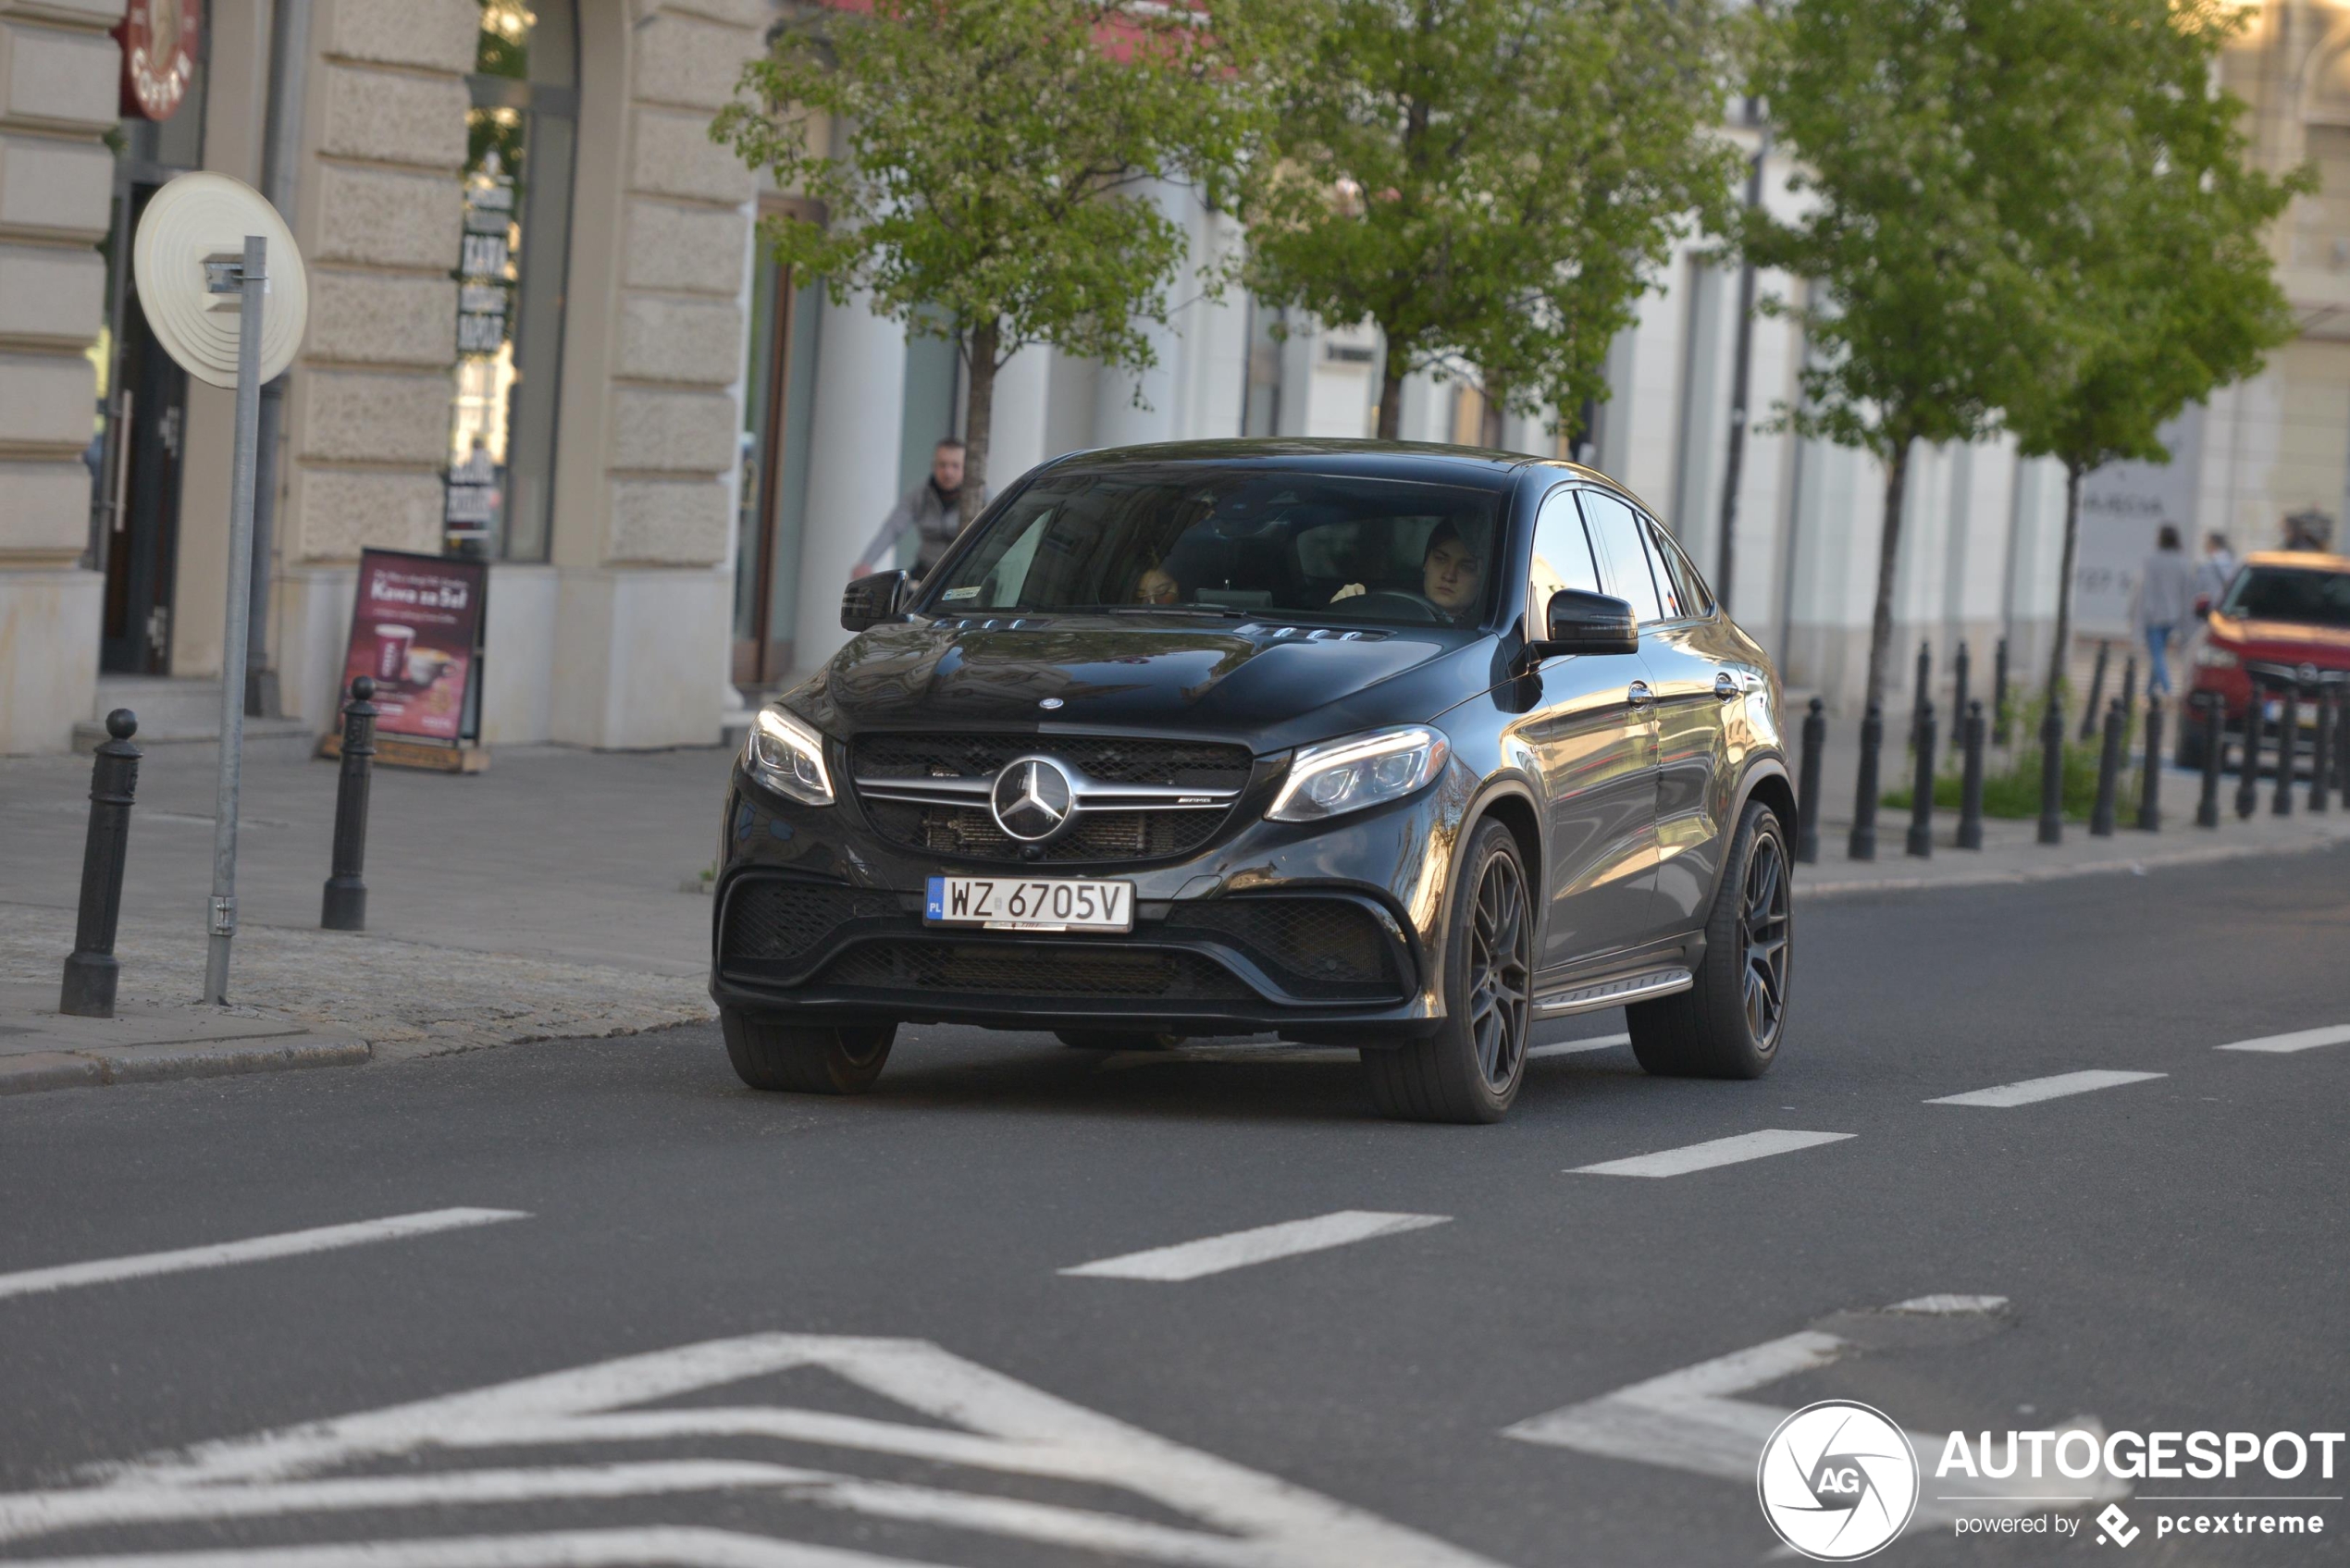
[
  {"left": 1501, "top": 1298, "right": 2128, "bottom": 1534},
  {"left": 4, "top": 1333, "right": 1510, "bottom": 1567},
  {"left": 0, "top": 1208, "right": 529, "bottom": 1303}
]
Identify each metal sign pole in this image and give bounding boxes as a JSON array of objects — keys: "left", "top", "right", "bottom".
[{"left": 203, "top": 233, "right": 266, "bottom": 1005}]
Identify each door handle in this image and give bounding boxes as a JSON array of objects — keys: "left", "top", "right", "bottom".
[
  {"left": 1627, "top": 680, "right": 1652, "bottom": 707},
  {"left": 1715, "top": 670, "right": 1741, "bottom": 699}
]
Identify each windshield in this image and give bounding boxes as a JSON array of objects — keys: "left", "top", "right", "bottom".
[
  {"left": 921, "top": 467, "right": 1508, "bottom": 628},
  {"left": 2220, "top": 565, "right": 2350, "bottom": 629}
]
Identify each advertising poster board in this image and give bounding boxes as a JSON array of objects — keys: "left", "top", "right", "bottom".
[{"left": 340, "top": 549, "right": 487, "bottom": 744}]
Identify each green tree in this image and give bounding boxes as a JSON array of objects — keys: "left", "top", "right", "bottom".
[
  {"left": 1237, "top": 0, "right": 1740, "bottom": 444},
  {"left": 1740, "top": 0, "right": 2084, "bottom": 719},
  {"left": 1996, "top": 0, "right": 2307, "bottom": 713},
  {"left": 714, "top": 0, "right": 1257, "bottom": 528}
]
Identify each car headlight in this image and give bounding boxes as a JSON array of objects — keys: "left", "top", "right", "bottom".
[
  {"left": 2195, "top": 644, "right": 2239, "bottom": 669},
  {"left": 744, "top": 708, "right": 834, "bottom": 806},
  {"left": 1267, "top": 724, "right": 1450, "bottom": 822}
]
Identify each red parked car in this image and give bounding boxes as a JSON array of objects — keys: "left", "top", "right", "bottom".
[{"left": 2180, "top": 550, "right": 2350, "bottom": 769}]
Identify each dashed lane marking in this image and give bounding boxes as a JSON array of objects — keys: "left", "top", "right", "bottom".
[
  {"left": 0, "top": 1208, "right": 529, "bottom": 1303},
  {"left": 1925, "top": 1069, "right": 2166, "bottom": 1108},
  {"left": 1528, "top": 1032, "right": 1629, "bottom": 1059},
  {"left": 2216, "top": 1023, "right": 2350, "bottom": 1055},
  {"left": 1567, "top": 1129, "right": 1853, "bottom": 1179},
  {"left": 0, "top": 1332, "right": 1508, "bottom": 1566},
  {"left": 1058, "top": 1210, "right": 1451, "bottom": 1282}
]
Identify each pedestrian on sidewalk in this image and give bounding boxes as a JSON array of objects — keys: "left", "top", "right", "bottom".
[
  {"left": 851, "top": 438, "right": 983, "bottom": 581},
  {"left": 2134, "top": 524, "right": 2196, "bottom": 696},
  {"left": 2195, "top": 530, "right": 2235, "bottom": 611}
]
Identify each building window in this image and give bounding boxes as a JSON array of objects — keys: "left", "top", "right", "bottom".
[{"left": 446, "top": 0, "right": 577, "bottom": 562}]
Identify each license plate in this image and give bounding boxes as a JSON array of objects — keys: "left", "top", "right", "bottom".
[{"left": 925, "top": 875, "right": 1133, "bottom": 932}]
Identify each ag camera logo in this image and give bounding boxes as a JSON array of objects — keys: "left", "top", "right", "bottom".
[{"left": 1757, "top": 1400, "right": 1921, "bottom": 1560}]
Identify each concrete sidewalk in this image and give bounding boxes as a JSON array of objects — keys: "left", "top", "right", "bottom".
[{"left": 3, "top": 733, "right": 2344, "bottom": 1094}]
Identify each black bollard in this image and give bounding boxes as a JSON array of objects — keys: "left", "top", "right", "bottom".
[
  {"left": 1849, "top": 703, "right": 1884, "bottom": 861},
  {"left": 1912, "top": 640, "right": 1932, "bottom": 741},
  {"left": 321, "top": 677, "right": 380, "bottom": 932},
  {"left": 2195, "top": 695, "right": 2223, "bottom": 829},
  {"left": 1796, "top": 697, "right": 1825, "bottom": 864},
  {"left": 2090, "top": 698, "right": 2125, "bottom": 836},
  {"left": 2236, "top": 674, "right": 2263, "bottom": 821},
  {"left": 2119, "top": 653, "right": 2138, "bottom": 733},
  {"left": 1953, "top": 641, "right": 1972, "bottom": 735},
  {"left": 1992, "top": 637, "right": 2011, "bottom": 747},
  {"left": 2136, "top": 696, "right": 2164, "bottom": 832},
  {"left": 1906, "top": 699, "right": 1937, "bottom": 858},
  {"left": 2271, "top": 679, "right": 2299, "bottom": 817},
  {"left": 2079, "top": 641, "right": 2110, "bottom": 740},
  {"left": 2037, "top": 698, "right": 2067, "bottom": 845},
  {"left": 2310, "top": 686, "right": 2332, "bottom": 815},
  {"left": 59, "top": 710, "right": 143, "bottom": 1018},
  {"left": 1958, "top": 699, "right": 1986, "bottom": 850}
]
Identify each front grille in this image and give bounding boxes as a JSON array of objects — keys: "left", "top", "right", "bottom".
[
  {"left": 721, "top": 880, "right": 895, "bottom": 970},
  {"left": 1165, "top": 898, "right": 1400, "bottom": 997},
  {"left": 817, "top": 940, "right": 1255, "bottom": 1001},
  {"left": 854, "top": 734, "right": 1252, "bottom": 789},
  {"left": 862, "top": 800, "right": 1224, "bottom": 862},
  {"left": 852, "top": 731, "right": 1252, "bottom": 864}
]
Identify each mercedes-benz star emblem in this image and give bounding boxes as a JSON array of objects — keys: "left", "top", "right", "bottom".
[{"left": 991, "top": 757, "right": 1075, "bottom": 842}]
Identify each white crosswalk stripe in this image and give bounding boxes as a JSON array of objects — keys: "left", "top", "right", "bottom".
[
  {"left": 1925, "top": 1070, "right": 2165, "bottom": 1108},
  {"left": 1060, "top": 1210, "right": 1450, "bottom": 1281},
  {"left": 0, "top": 1208, "right": 529, "bottom": 1303},
  {"left": 1568, "top": 1129, "right": 1853, "bottom": 1178}
]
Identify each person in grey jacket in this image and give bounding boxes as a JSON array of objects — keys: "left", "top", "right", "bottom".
[
  {"left": 853, "top": 438, "right": 978, "bottom": 580},
  {"left": 2134, "top": 524, "right": 2196, "bottom": 695}
]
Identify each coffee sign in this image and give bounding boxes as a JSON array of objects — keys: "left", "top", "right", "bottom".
[
  {"left": 116, "top": 0, "right": 202, "bottom": 121},
  {"left": 340, "top": 549, "right": 488, "bottom": 744}
]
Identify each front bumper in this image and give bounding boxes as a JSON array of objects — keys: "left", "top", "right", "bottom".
[{"left": 707, "top": 759, "right": 1473, "bottom": 1041}]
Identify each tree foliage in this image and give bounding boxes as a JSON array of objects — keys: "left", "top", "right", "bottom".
[
  {"left": 1994, "top": 0, "right": 2308, "bottom": 703},
  {"left": 1237, "top": 0, "right": 1741, "bottom": 441},
  {"left": 713, "top": 0, "right": 1260, "bottom": 524}
]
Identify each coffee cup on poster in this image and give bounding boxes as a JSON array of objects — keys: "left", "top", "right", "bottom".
[
  {"left": 375, "top": 624, "right": 416, "bottom": 684},
  {"left": 405, "top": 648, "right": 454, "bottom": 687}
]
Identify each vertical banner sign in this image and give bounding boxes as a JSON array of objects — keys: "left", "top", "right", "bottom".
[{"left": 340, "top": 549, "right": 487, "bottom": 743}]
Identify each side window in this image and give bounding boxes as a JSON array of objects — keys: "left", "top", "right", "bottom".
[
  {"left": 1529, "top": 488, "right": 1602, "bottom": 624},
  {"left": 1577, "top": 490, "right": 1665, "bottom": 623},
  {"left": 1643, "top": 519, "right": 1713, "bottom": 619}
]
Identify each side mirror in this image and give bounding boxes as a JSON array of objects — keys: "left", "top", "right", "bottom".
[
  {"left": 1528, "top": 589, "right": 1639, "bottom": 661},
  {"left": 841, "top": 570, "right": 910, "bottom": 633}
]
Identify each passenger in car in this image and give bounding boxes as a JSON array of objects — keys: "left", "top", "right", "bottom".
[
  {"left": 1330, "top": 521, "right": 1485, "bottom": 623},
  {"left": 1134, "top": 562, "right": 1181, "bottom": 605}
]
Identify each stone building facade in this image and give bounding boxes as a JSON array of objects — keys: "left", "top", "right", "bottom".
[{"left": 2, "top": 0, "right": 2347, "bottom": 756}]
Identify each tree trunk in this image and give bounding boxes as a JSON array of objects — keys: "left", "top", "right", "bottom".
[
  {"left": 959, "top": 315, "right": 999, "bottom": 531},
  {"left": 1861, "top": 438, "right": 1911, "bottom": 717},
  {"left": 2043, "top": 460, "right": 2084, "bottom": 710},
  {"left": 1478, "top": 380, "right": 1507, "bottom": 449},
  {"left": 1376, "top": 338, "right": 1405, "bottom": 442}
]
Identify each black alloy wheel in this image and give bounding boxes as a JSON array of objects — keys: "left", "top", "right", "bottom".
[
  {"left": 1362, "top": 817, "right": 1534, "bottom": 1123},
  {"left": 1739, "top": 829, "right": 1790, "bottom": 1052}
]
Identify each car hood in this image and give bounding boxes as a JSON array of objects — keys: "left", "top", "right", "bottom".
[
  {"left": 785, "top": 614, "right": 1503, "bottom": 752},
  {"left": 2207, "top": 614, "right": 2350, "bottom": 663}
]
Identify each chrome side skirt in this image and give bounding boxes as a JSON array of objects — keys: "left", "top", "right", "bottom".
[{"left": 1534, "top": 967, "right": 1694, "bottom": 1016}]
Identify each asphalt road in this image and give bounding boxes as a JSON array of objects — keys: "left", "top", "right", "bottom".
[{"left": 3, "top": 846, "right": 2346, "bottom": 1567}]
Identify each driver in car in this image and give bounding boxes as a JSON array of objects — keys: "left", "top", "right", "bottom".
[{"left": 1330, "top": 522, "right": 1484, "bottom": 622}]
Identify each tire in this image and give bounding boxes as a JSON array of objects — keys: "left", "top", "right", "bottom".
[
  {"left": 721, "top": 1007, "right": 894, "bottom": 1093},
  {"left": 1627, "top": 800, "right": 1790, "bottom": 1079},
  {"left": 1055, "top": 1030, "right": 1186, "bottom": 1051},
  {"left": 1361, "top": 817, "right": 1533, "bottom": 1123},
  {"left": 2175, "top": 719, "right": 2207, "bottom": 772}
]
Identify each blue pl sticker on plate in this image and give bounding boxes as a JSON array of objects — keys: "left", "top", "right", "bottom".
[{"left": 925, "top": 876, "right": 946, "bottom": 920}]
